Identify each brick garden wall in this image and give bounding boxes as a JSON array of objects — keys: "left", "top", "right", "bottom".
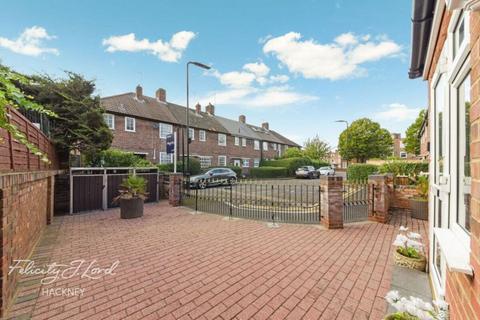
[
  {"left": 0, "top": 171, "right": 58, "bottom": 317},
  {"left": 391, "top": 186, "right": 420, "bottom": 210}
]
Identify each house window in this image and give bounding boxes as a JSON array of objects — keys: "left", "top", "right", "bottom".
[
  {"left": 254, "top": 140, "right": 260, "bottom": 150},
  {"left": 453, "top": 15, "right": 465, "bottom": 59},
  {"left": 218, "top": 155, "right": 227, "bottom": 166},
  {"left": 218, "top": 134, "right": 227, "bottom": 146},
  {"left": 189, "top": 128, "right": 195, "bottom": 141},
  {"left": 263, "top": 141, "right": 268, "bottom": 151},
  {"left": 233, "top": 159, "right": 241, "bottom": 167},
  {"left": 199, "top": 130, "right": 206, "bottom": 142},
  {"left": 159, "top": 152, "right": 173, "bottom": 164},
  {"left": 273, "top": 143, "right": 277, "bottom": 151},
  {"left": 125, "top": 117, "right": 135, "bottom": 132},
  {"left": 234, "top": 136, "right": 240, "bottom": 146},
  {"left": 159, "top": 122, "right": 172, "bottom": 139},
  {"left": 242, "top": 138, "right": 247, "bottom": 147},
  {"left": 198, "top": 156, "right": 212, "bottom": 168},
  {"left": 242, "top": 159, "right": 249, "bottom": 168},
  {"left": 104, "top": 113, "right": 115, "bottom": 129},
  {"left": 254, "top": 159, "right": 260, "bottom": 167}
]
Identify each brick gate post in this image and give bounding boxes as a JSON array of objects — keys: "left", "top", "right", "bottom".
[
  {"left": 168, "top": 173, "right": 183, "bottom": 207},
  {"left": 320, "top": 175, "right": 343, "bottom": 229},
  {"left": 368, "top": 174, "right": 392, "bottom": 223}
]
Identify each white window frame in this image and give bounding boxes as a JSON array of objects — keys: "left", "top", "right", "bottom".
[
  {"left": 199, "top": 130, "right": 206, "bottom": 142},
  {"left": 254, "top": 140, "right": 260, "bottom": 150},
  {"left": 159, "top": 122, "right": 173, "bottom": 139},
  {"left": 242, "top": 137, "right": 247, "bottom": 147},
  {"left": 125, "top": 117, "right": 136, "bottom": 132},
  {"left": 263, "top": 141, "right": 268, "bottom": 151},
  {"left": 218, "top": 133, "right": 227, "bottom": 146},
  {"left": 233, "top": 159, "right": 241, "bottom": 167},
  {"left": 242, "top": 159, "right": 249, "bottom": 168},
  {"left": 253, "top": 159, "right": 260, "bottom": 167},
  {"left": 158, "top": 151, "right": 173, "bottom": 164},
  {"left": 189, "top": 128, "right": 195, "bottom": 141},
  {"left": 104, "top": 113, "right": 115, "bottom": 130},
  {"left": 218, "top": 155, "right": 227, "bottom": 166},
  {"left": 234, "top": 136, "right": 240, "bottom": 146},
  {"left": 198, "top": 156, "right": 212, "bottom": 168}
]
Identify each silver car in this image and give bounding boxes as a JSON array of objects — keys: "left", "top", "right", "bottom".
[
  {"left": 318, "top": 166, "right": 335, "bottom": 176},
  {"left": 295, "top": 166, "right": 320, "bottom": 179}
]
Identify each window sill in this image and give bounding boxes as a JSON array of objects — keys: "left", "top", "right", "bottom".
[{"left": 433, "top": 228, "right": 473, "bottom": 275}]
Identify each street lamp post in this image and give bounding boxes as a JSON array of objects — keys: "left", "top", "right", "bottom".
[
  {"left": 185, "top": 61, "right": 211, "bottom": 176},
  {"left": 335, "top": 120, "right": 349, "bottom": 170}
]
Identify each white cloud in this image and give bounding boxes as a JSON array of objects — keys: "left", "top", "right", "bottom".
[
  {"left": 375, "top": 103, "right": 421, "bottom": 122},
  {"left": 269, "top": 74, "right": 289, "bottom": 83},
  {"left": 102, "top": 31, "right": 196, "bottom": 62},
  {"left": 263, "top": 32, "right": 401, "bottom": 80},
  {"left": 0, "top": 26, "right": 59, "bottom": 56},
  {"left": 243, "top": 62, "right": 270, "bottom": 77}
]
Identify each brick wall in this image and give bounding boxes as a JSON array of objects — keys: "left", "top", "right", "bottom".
[
  {"left": 443, "top": 9, "right": 480, "bottom": 320},
  {"left": 391, "top": 185, "right": 420, "bottom": 210},
  {"left": 0, "top": 171, "right": 58, "bottom": 317}
]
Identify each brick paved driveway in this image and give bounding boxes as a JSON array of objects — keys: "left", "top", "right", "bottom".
[{"left": 7, "top": 202, "right": 427, "bottom": 320}]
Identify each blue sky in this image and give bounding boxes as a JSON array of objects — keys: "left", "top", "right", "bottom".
[{"left": 0, "top": 0, "right": 427, "bottom": 147}]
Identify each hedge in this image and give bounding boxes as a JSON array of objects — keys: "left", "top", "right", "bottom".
[
  {"left": 86, "top": 148, "right": 153, "bottom": 167},
  {"left": 378, "top": 161, "right": 428, "bottom": 178},
  {"left": 249, "top": 167, "right": 289, "bottom": 178},
  {"left": 347, "top": 164, "right": 379, "bottom": 181},
  {"left": 157, "top": 157, "right": 201, "bottom": 175}
]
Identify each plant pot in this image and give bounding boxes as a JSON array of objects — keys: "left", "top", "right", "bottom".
[
  {"left": 409, "top": 198, "right": 428, "bottom": 220},
  {"left": 393, "top": 248, "right": 426, "bottom": 272},
  {"left": 120, "top": 197, "right": 144, "bottom": 219}
]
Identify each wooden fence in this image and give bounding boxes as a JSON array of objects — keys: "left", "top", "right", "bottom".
[{"left": 0, "top": 107, "right": 58, "bottom": 171}]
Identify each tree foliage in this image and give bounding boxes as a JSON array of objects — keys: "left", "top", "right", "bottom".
[
  {"left": 404, "top": 110, "right": 426, "bottom": 155},
  {"left": 282, "top": 147, "right": 303, "bottom": 158},
  {"left": 338, "top": 118, "right": 393, "bottom": 162},
  {"left": 19, "top": 72, "right": 112, "bottom": 160},
  {"left": 303, "top": 135, "right": 330, "bottom": 161},
  {"left": 0, "top": 64, "right": 57, "bottom": 162}
]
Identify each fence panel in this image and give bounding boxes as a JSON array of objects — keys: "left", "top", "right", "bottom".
[
  {"left": 182, "top": 178, "right": 321, "bottom": 224},
  {"left": 343, "top": 181, "right": 373, "bottom": 223},
  {"left": 72, "top": 175, "right": 104, "bottom": 213}
]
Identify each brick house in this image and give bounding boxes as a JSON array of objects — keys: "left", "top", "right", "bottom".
[
  {"left": 101, "top": 86, "right": 299, "bottom": 171},
  {"left": 409, "top": 0, "right": 480, "bottom": 318}
]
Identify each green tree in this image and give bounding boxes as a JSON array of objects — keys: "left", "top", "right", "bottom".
[
  {"left": 338, "top": 118, "right": 393, "bottom": 163},
  {"left": 282, "top": 147, "right": 304, "bottom": 158},
  {"left": 303, "top": 135, "right": 330, "bottom": 160},
  {"left": 0, "top": 65, "right": 57, "bottom": 162},
  {"left": 404, "top": 109, "right": 426, "bottom": 155},
  {"left": 20, "top": 72, "right": 112, "bottom": 163}
]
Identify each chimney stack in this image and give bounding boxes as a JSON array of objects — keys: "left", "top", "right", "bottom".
[
  {"left": 136, "top": 85, "right": 143, "bottom": 100},
  {"left": 205, "top": 103, "right": 215, "bottom": 115},
  {"left": 195, "top": 103, "right": 201, "bottom": 114},
  {"left": 239, "top": 115, "right": 246, "bottom": 123},
  {"left": 155, "top": 88, "right": 166, "bottom": 102},
  {"left": 261, "top": 122, "right": 269, "bottom": 130}
]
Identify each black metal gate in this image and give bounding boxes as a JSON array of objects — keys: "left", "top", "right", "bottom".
[
  {"left": 343, "top": 182, "right": 373, "bottom": 223},
  {"left": 182, "top": 178, "right": 321, "bottom": 224}
]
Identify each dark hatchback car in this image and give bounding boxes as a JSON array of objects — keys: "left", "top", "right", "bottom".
[{"left": 189, "top": 168, "right": 237, "bottom": 189}]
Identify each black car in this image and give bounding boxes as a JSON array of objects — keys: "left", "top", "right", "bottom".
[{"left": 189, "top": 168, "right": 237, "bottom": 189}]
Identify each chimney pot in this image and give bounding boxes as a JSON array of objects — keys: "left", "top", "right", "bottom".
[
  {"left": 195, "top": 103, "right": 201, "bottom": 113},
  {"left": 261, "top": 122, "right": 269, "bottom": 130},
  {"left": 239, "top": 115, "right": 246, "bottom": 123},
  {"left": 136, "top": 85, "right": 143, "bottom": 100},
  {"left": 205, "top": 103, "right": 215, "bottom": 115},
  {"left": 155, "top": 88, "right": 166, "bottom": 102}
]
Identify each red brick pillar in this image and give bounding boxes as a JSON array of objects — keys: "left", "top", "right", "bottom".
[
  {"left": 168, "top": 173, "right": 183, "bottom": 207},
  {"left": 368, "top": 174, "right": 391, "bottom": 223},
  {"left": 320, "top": 176, "right": 343, "bottom": 229}
]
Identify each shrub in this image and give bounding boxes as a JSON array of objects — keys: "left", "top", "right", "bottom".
[
  {"left": 86, "top": 148, "right": 153, "bottom": 167},
  {"left": 378, "top": 161, "right": 428, "bottom": 178},
  {"left": 157, "top": 157, "right": 201, "bottom": 175},
  {"left": 347, "top": 164, "right": 378, "bottom": 181},
  {"left": 261, "top": 157, "right": 314, "bottom": 176},
  {"left": 310, "top": 159, "right": 330, "bottom": 168},
  {"left": 250, "top": 167, "right": 288, "bottom": 178},
  {"left": 282, "top": 147, "right": 304, "bottom": 158}
]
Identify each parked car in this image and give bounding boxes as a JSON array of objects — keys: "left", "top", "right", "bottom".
[
  {"left": 318, "top": 166, "right": 335, "bottom": 176},
  {"left": 189, "top": 168, "right": 237, "bottom": 189},
  {"left": 295, "top": 166, "right": 320, "bottom": 179}
]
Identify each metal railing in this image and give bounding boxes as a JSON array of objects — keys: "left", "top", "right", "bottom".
[
  {"left": 182, "top": 178, "right": 321, "bottom": 224},
  {"left": 18, "top": 108, "right": 53, "bottom": 137},
  {"left": 343, "top": 181, "right": 374, "bottom": 223}
]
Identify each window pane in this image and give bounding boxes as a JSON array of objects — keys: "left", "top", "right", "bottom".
[
  {"left": 457, "top": 73, "right": 471, "bottom": 232},
  {"left": 434, "top": 75, "right": 446, "bottom": 183}
]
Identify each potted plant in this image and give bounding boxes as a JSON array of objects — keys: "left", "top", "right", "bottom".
[
  {"left": 114, "top": 175, "right": 148, "bottom": 219},
  {"left": 384, "top": 290, "right": 449, "bottom": 320},
  {"left": 409, "top": 175, "right": 428, "bottom": 220},
  {"left": 392, "top": 226, "right": 426, "bottom": 271}
]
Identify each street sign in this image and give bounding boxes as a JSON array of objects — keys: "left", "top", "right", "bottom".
[{"left": 166, "top": 133, "right": 175, "bottom": 154}]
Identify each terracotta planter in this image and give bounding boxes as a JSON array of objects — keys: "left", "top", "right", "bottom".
[
  {"left": 409, "top": 198, "right": 428, "bottom": 220},
  {"left": 120, "top": 197, "right": 144, "bottom": 219},
  {"left": 393, "top": 248, "right": 426, "bottom": 271}
]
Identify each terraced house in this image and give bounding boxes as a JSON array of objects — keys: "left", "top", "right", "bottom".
[{"left": 101, "top": 85, "right": 299, "bottom": 170}]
